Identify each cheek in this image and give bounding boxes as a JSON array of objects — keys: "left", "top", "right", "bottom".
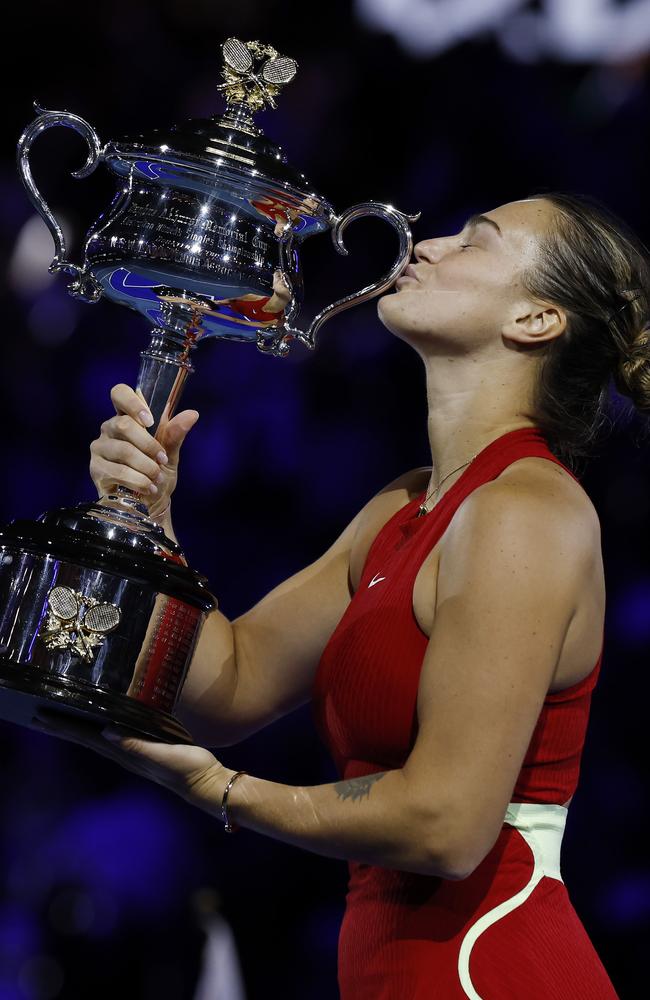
[
  {"left": 443, "top": 262, "right": 518, "bottom": 317},
  {"left": 441, "top": 259, "right": 492, "bottom": 291},
  {"left": 440, "top": 252, "right": 514, "bottom": 290}
]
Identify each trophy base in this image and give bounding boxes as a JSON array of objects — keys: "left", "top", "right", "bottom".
[
  {"left": 0, "top": 661, "right": 195, "bottom": 744},
  {"left": 0, "top": 499, "right": 217, "bottom": 748}
]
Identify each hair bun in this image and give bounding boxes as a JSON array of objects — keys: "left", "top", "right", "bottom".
[{"left": 614, "top": 322, "right": 650, "bottom": 411}]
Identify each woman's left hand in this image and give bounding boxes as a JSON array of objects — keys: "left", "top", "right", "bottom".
[{"left": 31, "top": 711, "right": 232, "bottom": 816}]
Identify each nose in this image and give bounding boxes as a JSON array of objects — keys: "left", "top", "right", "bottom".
[{"left": 414, "top": 236, "right": 452, "bottom": 264}]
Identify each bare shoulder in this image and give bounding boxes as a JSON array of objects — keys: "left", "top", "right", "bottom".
[
  {"left": 444, "top": 455, "right": 601, "bottom": 572},
  {"left": 349, "top": 466, "right": 431, "bottom": 593},
  {"left": 493, "top": 455, "right": 600, "bottom": 538}
]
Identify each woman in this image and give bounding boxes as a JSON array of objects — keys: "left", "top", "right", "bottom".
[{"left": 35, "top": 192, "right": 648, "bottom": 998}]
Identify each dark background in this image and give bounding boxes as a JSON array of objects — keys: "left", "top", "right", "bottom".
[{"left": 1, "top": 1, "right": 649, "bottom": 997}]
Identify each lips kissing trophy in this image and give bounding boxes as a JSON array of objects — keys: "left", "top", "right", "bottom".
[{"left": 0, "top": 38, "right": 419, "bottom": 743}]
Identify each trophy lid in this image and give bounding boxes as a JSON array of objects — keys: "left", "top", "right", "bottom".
[{"left": 103, "top": 38, "right": 331, "bottom": 215}]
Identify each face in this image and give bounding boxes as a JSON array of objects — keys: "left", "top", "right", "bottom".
[{"left": 378, "top": 198, "right": 561, "bottom": 355}]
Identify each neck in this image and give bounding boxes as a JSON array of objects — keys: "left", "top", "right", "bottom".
[{"left": 421, "top": 351, "right": 539, "bottom": 503}]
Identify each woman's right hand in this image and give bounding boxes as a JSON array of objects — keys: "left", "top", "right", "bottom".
[{"left": 89, "top": 383, "right": 199, "bottom": 517}]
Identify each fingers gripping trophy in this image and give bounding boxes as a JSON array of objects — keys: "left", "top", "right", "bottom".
[{"left": 0, "top": 38, "right": 419, "bottom": 743}]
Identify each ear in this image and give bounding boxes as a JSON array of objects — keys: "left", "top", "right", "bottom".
[{"left": 502, "top": 302, "right": 567, "bottom": 347}]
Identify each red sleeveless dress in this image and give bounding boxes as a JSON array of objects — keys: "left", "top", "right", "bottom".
[{"left": 311, "top": 427, "right": 619, "bottom": 999}]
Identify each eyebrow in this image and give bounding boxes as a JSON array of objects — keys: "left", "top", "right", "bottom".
[{"left": 464, "top": 213, "right": 503, "bottom": 237}]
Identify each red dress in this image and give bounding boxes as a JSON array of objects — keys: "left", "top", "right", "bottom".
[{"left": 311, "top": 427, "right": 619, "bottom": 999}]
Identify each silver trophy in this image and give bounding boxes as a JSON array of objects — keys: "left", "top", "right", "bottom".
[{"left": 0, "top": 38, "right": 419, "bottom": 743}]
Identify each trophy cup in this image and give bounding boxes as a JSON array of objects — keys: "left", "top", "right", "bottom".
[{"left": 0, "top": 38, "right": 420, "bottom": 743}]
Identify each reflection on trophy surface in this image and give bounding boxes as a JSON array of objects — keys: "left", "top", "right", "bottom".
[{"left": 0, "top": 37, "right": 419, "bottom": 744}]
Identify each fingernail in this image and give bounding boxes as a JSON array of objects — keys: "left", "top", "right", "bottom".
[
  {"left": 155, "top": 471, "right": 165, "bottom": 485},
  {"left": 149, "top": 484, "right": 158, "bottom": 495},
  {"left": 156, "top": 451, "right": 168, "bottom": 465},
  {"left": 139, "top": 409, "right": 154, "bottom": 427}
]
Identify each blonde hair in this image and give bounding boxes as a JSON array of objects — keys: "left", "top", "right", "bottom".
[{"left": 521, "top": 191, "right": 650, "bottom": 474}]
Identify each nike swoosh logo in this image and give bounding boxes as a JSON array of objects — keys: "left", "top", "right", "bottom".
[{"left": 368, "top": 573, "right": 386, "bottom": 588}]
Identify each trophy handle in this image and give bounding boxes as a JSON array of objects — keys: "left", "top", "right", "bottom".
[
  {"left": 16, "top": 104, "right": 104, "bottom": 303},
  {"left": 257, "top": 201, "right": 420, "bottom": 357}
]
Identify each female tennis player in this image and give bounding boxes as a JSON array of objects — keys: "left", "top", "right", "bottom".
[{"left": 35, "top": 192, "right": 648, "bottom": 998}]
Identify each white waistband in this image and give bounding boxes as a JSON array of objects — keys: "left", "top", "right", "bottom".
[
  {"left": 504, "top": 801, "right": 567, "bottom": 882},
  {"left": 458, "top": 802, "right": 569, "bottom": 999}
]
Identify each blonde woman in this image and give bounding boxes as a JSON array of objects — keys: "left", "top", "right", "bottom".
[{"left": 36, "top": 192, "right": 645, "bottom": 998}]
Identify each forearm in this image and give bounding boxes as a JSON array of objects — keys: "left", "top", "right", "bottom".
[
  {"left": 174, "top": 605, "right": 244, "bottom": 746},
  {"left": 153, "top": 506, "right": 279, "bottom": 750},
  {"left": 153, "top": 503, "right": 241, "bottom": 746},
  {"left": 217, "top": 767, "right": 456, "bottom": 878}
]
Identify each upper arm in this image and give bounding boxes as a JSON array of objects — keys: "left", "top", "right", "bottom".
[
  {"left": 229, "top": 468, "right": 427, "bottom": 736},
  {"left": 403, "top": 478, "right": 595, "bottom": 876}
]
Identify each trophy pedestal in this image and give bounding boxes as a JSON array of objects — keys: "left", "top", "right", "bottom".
[
  {"left": 0, "top": 663, "right": 194, "bottom": 743},
  {"left": 0, "top": 497, "right": 217, "bottom": 745}
]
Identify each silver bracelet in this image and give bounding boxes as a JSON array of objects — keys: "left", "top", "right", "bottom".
[{"left": 221, "top": 770, "right": 247, "bottom": 833}]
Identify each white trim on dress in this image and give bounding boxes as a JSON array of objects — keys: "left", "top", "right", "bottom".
[{"left": 458, "top": 802, "right": 568, "bottom": 1000}]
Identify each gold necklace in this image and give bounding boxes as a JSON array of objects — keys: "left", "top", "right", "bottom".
[{"left": 416, "top": 452, "right": 479, "bottom": 517}]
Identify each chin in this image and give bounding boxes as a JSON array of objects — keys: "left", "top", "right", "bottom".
[{"left": 376, "top": 291, "right": 418, "bottom": 341}]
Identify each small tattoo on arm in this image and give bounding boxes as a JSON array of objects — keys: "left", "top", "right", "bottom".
[{"left": 334, "top": 772, "right": 387, "bottom": 802}]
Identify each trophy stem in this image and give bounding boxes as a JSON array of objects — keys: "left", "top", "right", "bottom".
[
  {"left": 104, "top": 310, "right": 204, "bottom": 517},
  {"left": 136, "top": 323, "right": 200, "bottom": 435}
]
